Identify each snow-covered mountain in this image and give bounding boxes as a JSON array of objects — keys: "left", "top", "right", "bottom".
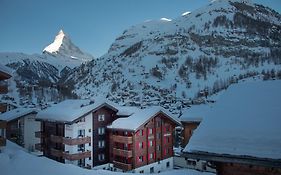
[
  {"left": 65, "top": 0, "right": 281, "bottom": 113},
  {"left": 0, "top": 30, "right": 94, "bottom": 107},
  {"left": 43, "top": 30, "right": 93, "bottom": 61}
]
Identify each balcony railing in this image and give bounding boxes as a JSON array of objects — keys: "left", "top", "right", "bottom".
[
  {"left": 113, "top": 160, "right": 132, "bottom": 171},
  {"left": 0, "top": 137, "right": 6, "bottom": 147},
  {"left": 0, "top": 85, "right": 8, "bottom": 94},
  {"left": 50, "top": 135, "right": 91, "bottom": 145},
  {"left": 113, "top": 148, "right": 132, "bottom": 158},
  {"left": 50, "top": 148, "right": 91, "bottom": 161},
  {"left": 35, "top": 131, "right": 44, "bottom": 138},
  {"left": 35, "top": 143, "right": 43, "bottom": 151},
  {"left": 112, "top": 135, "right": 133, "bottom": 144},
  {"left": 0, "top": 121, "right": 6, "bottom": 128}
]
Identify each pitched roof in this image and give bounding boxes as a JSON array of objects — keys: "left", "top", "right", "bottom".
[
  {"left": 37, "top": 99, "right": 138, "bottom": 123},
  {"left": 180, "top": 104, "right": 213, "bottom": 122},
  {"left": 0, "top": 64, "right": 12, "bottom": 79},
  {"left": 0, "top": 108, "right": 37, "bottom": 122},
  {"left": 184, "top": 80, "right": 281, "bottom": 160},
  {"left": 108, "top": 106, "right": 181, "bottom": 131}
]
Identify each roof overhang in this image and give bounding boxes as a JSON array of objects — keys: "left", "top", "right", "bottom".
[{"left": 181, "top": 151, "right": 281, "bottom": 168}]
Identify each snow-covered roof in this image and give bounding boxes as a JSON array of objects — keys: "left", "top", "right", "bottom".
[
  {"left": 180, "top": 104, "right": 213, "bottom": 122},
  {"left": 0, "top": 108, "right": 37, "bottom": 122},
  {"left": 37, "top": 99, "right": 138, "bottom": 123},
  {"left": 108, "top": 106, "right": 181, "bottom": 131},
  {"left": 0, "top": 64, "right": 12, "bottom": 78},
  {"left": 184, "top": 80, "right": 281, "bottom": 160}
]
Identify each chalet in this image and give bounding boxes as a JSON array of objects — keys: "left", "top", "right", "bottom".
[
  {"left": 35, "top": 99, "right": 137, "bottom": 169},
  {"left": 107, "top": 106, "right": 181, "bottom": 173},
  {"left": 174, "top": 105, "right": 215, "bottom": 173},
  {"left": 0, "top": 108, "right": 39, "bottom": 151},
  {"left": 183, "top": 81, "right": 281, "bottom": 175},
  {"left": 0, "top": 64, "right": 12, "bottom": 148}
]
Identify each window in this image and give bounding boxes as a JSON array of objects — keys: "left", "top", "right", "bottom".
[
  {"left": 157, "top": 145, "right": 161, "bottom": 151},
  {"left": 139, "top": 142, "right": 143, "bottom": 149},
  {"left": 149, "top": 128, "right": 153, "bottom": 135},
  {"left": 98, "top": 127, "right": 105, "bottom": 135},
  {"left": 138, "top": 156, "right": 143, "bottom": 162},
  {"left": 139, "top": 130, "right": 143, "bottom": 136},
  {"left": 78, "top": 159, "right": 85, "bottom": 167},
  {"left": 98, "top": 154, "right": 105, "bottom": 161},
  {"left": 139, "top": 170, "right": 144, "bottom": 173},
  {"left": 150, "top": 167, "right": 154, "bottom": 173},
  {"left": 157, "top": 133, "right": 161, "bottom": 139},
  {"left": 166, "top": 125, "right": 170, "bottom": 132},
  {"left": 166, "top": 161, "right": 170, "bottom": 168},
  {"left": 165, "top": 148, "right": 169, "bottom": 155},
  {"left": 157, "top": 121, "right": 161, "bottom": 127},
  {"left": 149, "top": 140, "right": 153, "bottom": 147},
  {"left": 78, "top": 129, "right": 85, "bottom": 137},
  {"left": 98, "top": 140, "right": 105, "bottom": 148},
  {"left": 89, "top": 157, "right": 91, "bottom": 160},
  {"left": 89, "top": 143, "right": 91, "bottom": 146},
  {"left": 149, "top": 153, "right": 154, "bottom": 160},
  {"left": 167, "top": 137, "right": 170, "bottom": 143},
  {"left": 98, "top": 114, "right": 105, "bottom": 121},
  {"left": 88, "top": 129, "right": 91, "bottom": 133},
  {"left": 77, "top": 144, "right": 85, "bottom": 151}
]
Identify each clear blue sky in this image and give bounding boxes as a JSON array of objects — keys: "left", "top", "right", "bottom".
[{"left": 0, "top": 0, "right": 280, "bottom": 57}]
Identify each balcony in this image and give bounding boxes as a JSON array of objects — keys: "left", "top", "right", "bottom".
[
  {"left": 35, "top": 131, "right": 44, "bottom": 138},
  {"left": 113, "top": 160, "right": 132, "bottom": 171},
  {"left": 50, "top": 148, "right": 91, "bottom": 161},
  {"left": 0, "top": 85, "right": 8, "bottom": 94},
  {"left": 35, "top": 143, "right": 43, "bottom": 151},
  {"left": 112, "top": 135, "right": 133, "bottom": 144},
  {"left": 0, "top": 137, "right": 6, "bottom": 147},
  {"left": 50, "top": 135, "right": 91, "bottom": 145},
  {"left": 113, "top": 148, "right": 132, "bottom": 158}
]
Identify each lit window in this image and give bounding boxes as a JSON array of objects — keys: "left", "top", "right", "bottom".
[
  {"left": 98, "top": 114, "right": 105, "bottom": 121},
  {"left": 98, "top": 127, "right": 105, "bottom": 135},
  {"left": 149, "top": 128, "right": 153, "bottom": 134},
  {"left": 98, "top": 140, "right": 105, "bottom": 148},
  {"left": 149, "top": 140, "right": 153, "bottom": 147}
]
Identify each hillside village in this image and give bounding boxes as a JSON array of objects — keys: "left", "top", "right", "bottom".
[{"left": 0, "top": 0, "right": 281, "bottom": 175}]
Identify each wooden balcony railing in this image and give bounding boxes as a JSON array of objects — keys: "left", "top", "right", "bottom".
[
  {"left": 50, "top": 148, "right": 91, "bottom": 161},
  {"left": 0, "top": 121, "right": 7, "bottom": 129},
  {"left": 113, "top": 148, "right": 132, "bottom": 158},
  {"left": 112, "top": 135, "right": 133, "bottom": 144},
  {"left": 50, "top": 135, "right": 91, "bottom": 145},
  {"left": 35, "top": 143, "right": 43, "bottom": 151},
  {"left": 35, "top": 131, "right": 44, "bottom": 138},
  {"left": 113, "top": 160, "right": 132, "bottom": 171},
  {"left": 0, "top": 85, "right": 8, "bottom": 94},
  {"left": 0, "top": 137, "right": 6, "bottom": 147}
]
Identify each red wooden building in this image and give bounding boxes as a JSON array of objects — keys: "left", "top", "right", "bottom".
[{"left": 108, "top": 107, "right": 181, "bottom": 173}]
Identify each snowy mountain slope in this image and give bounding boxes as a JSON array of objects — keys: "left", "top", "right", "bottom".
[
  {"left": 43, "top": 30, "right": 93, "bottom": 61},
  {"left": 0, "top": 30, "right": 94, "bottom": 107},
  {"left": 65, "top": 0, "right": 281, "bottom": 113}
]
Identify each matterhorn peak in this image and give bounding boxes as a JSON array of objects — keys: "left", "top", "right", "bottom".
[{"left": 43, "top": 29, "right": 93, "bottom": 61}]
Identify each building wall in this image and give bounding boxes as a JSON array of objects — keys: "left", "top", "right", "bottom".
[
  {"left": 64, "top": 113, "right": 92, "bottom": 167},
  {"left": 92, "top": 106, "right": 119, "bottom": 167},
  {"left": 6, "top": 117, "right": 25, "bottom": 146},
  {"left": 216, "top": 162, "right": 281, "bottom": 175},
  {"left": 182, "top": 122, "right": 200, "bottom": 147},
  {"left": 23, "top": 113, "right": 40, "bottom": 152}
]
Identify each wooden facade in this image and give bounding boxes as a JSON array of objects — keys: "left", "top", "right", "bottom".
[
  {"left": 109, "top": 112, "right": 177, "bottom": 171},
  {"left": 182, "top": 121, "right": 201, "bottom": 146}
]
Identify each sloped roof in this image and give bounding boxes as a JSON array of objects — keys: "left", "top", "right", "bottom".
[
  {"left": 180, "top": 104, "right": 214, "bottom": 123},
  {"left": 0, "top": 108, "right": 37, "bottom": 122},
  {"left": 37, "top": 99, "right": 138, "bottom": 123},
  {"left": 184, "top": 80, "right": 281, "bottom": 160},
  {"left": 108, "top": 106, "right": 181, "bottom": 131}
]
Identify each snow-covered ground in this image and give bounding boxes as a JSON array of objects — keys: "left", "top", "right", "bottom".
[{"left": 0, "top": 141, "right": 214, "bottom": 175}]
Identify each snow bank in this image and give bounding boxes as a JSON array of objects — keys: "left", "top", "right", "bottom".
[{"left": 185, "top": 80, "right": 281, "bottom": 160}]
